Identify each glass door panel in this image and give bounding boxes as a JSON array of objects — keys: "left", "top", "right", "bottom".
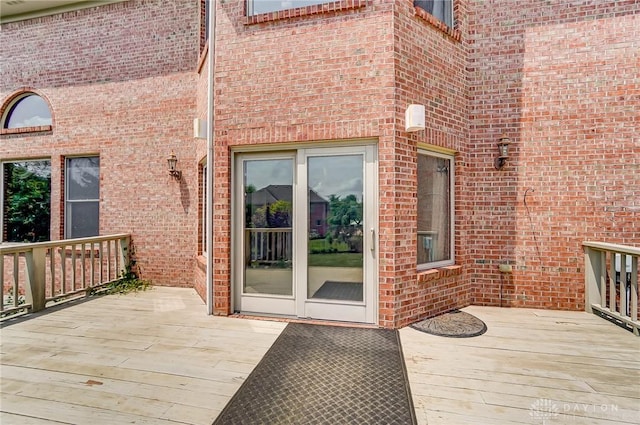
[
  {"left": 243, "top": 158, "right": 293, "bottom": 296},
  {"left": 307, "top": 155, "right": 364, "bottom": 302}
]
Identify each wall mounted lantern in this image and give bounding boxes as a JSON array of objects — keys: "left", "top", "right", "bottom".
[
  {"left": 494, "top": 135, "right": 511, "bottom": 170},
  {"left": 167, "top": 151, "right": 182, "bottom": 180}
]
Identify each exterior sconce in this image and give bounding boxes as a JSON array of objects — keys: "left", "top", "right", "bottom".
[
  {"left": 494, "top": 135, "right": 511, "bottom": 170},
  {"left": 405, "top": 104, "right": 426, "bottom": 132},
  {"left": 167, "top": 151, "right": 182, "bottom": 180}
]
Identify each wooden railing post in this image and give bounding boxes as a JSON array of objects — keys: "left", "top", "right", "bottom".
[
  {"left": 584, "top": 246, "right": 602, "bottom": 313},
  {"left": 119, "top": 236, "right": 129, "bottom": 276},
  {"left": 24, "top": 247, "right": 47, "bottom": 312}
]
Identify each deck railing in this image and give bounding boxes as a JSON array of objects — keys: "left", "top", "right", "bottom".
[
  {"left": 583, "top": 241, "right": 639, "bottom": 335},
  {"left": 1, "top": 234, "right": 130, "bottom": 320},
  {"left": 246, "top": 228, "right": 292, "bottom": 265}
]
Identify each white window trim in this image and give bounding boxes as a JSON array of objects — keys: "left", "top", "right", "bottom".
[
  {"left": 64, "top": 156, "right": 100, "bottom": 239},
  {"left": 247, "top": 0, "right": 334, "bottom": 16},
  {"left": 417, "top": 149, "right": 455, "bottom": 271}
]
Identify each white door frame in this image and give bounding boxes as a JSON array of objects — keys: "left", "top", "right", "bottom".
[{"left": 232, "top": 143, "right": 378, "bottom": 324}]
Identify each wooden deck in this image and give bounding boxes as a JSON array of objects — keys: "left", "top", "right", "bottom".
[
  {"left": 401, "top": 306, "right": 640, "bottom": 425},
  {"left": 1, "top": 287, "right": 638, "bottom": 424},
  {"left": 0, "top": 287, "right": 286, "bottom": 424}
]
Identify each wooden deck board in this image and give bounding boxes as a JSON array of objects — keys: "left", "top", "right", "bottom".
[
  {"left": 1, "top": 287, "right": 286, "bottom": 424},
  {"left": 401, "top": 306, "right": 640, "bottom": 425},
  {"left": 1, "top": 288, "right": 638, "bottom": 424}
]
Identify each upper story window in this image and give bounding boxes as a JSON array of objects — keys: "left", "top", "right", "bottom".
[
  {"left": 414, "top": 0, "right": 453, "bottom": 28},
  {"left": 202, "top": 0, "right": 210, "bottom": 50},
  {"left": 417, "top": 150, "right": 454, "bottom": 270},
  {"left": 247, "top": 0, "right": 334, "bottom": 16},
  {"left": 2, "top": 93, "right": 52, "bottom": 129}
]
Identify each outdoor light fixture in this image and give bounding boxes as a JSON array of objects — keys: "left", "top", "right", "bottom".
[
  {"left": 494, "top": 135, "right": 511, "bottom": 170},
  {"left": 167, "top": 151, "right": 182, "bottom": 180}
]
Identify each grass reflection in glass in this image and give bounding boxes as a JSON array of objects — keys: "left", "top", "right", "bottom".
[{"left": 308, "top": 238, "right": 362, "bottom": 268}]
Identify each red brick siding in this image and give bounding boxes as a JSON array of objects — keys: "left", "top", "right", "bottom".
[
  {"left": 203, "top": 0, "right": 472, "bottom": 327},
  {"left": 468, "top": 1, "right": 640, "bottom": 309},
  {"left": 1, "top": 0, "right": 201, "bottom": 287},
  {"left": 208, "top": 0, "right": 397, "bottom": 321},
  {"left": 194, "top": 256, "right": 207, "bottom": 302},
  {"left": 388, "top": 0, "right": 470, "bottom": 327}
]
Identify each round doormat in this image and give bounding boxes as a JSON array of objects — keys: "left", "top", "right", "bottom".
[{"left": 411, "top": 310, "right": 487, "bottom": 338}]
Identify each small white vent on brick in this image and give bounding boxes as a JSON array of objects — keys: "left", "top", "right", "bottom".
[
  {"left": 405, "top": 104, "right": 425, "bottom": 132},
  {"left": 194, "top": 118, "right": 207, "bottom": 139}
]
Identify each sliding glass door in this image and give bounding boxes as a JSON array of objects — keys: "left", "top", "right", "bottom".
[{"left": 234, "top": 145, "right": 377, "bottom": 323}]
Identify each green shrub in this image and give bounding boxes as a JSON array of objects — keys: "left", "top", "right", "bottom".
[{"left": 104, "top": 266, "right": 151, "bottom": 295}]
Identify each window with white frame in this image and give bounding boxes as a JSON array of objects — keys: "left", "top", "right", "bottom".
[
  {"left": 417, "top": 150, "right": 454, "bottom": 269},
  {"left": 202, "top": 0, "right": 210, "bottom": 45},
  {"left": 1, "top": 160, "right": 51, "bottom": 242},
  {"left": 65, "top": 157, "right": 100, "bottom": 239},
  {"left": 414, "top": 0, "right": 453, "bottom": 27},
  {"left": 247, "top": 0, "right": 334, "bottom": 16}
]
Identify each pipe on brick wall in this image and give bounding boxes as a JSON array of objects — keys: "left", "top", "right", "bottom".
[{"left": 206, "top": 0, "right": 217, "bottom": 315}]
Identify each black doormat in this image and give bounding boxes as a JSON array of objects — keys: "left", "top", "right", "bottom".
[
  {"left": 311, "top": 281, "right": 363, "bottom": 302},
  {"left": 213, "top": 323, "right": 416, "bottom": 425},
  {"left": 411, "top": 309, "right": 487, "bottom": 338}
]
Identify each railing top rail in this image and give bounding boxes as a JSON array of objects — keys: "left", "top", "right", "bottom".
[
  {"left": 583, "top": 241, "right": 640, "bottom": 256},
  {"left": 0, "top": 233, "right": 131, "bottom": 254},
  {"left": 246, "top": 228, "right": 292, "bottom": 232}
]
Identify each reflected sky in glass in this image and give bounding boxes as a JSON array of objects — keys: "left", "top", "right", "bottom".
[
  {"left": 244, "top": 156, "right": 362, "bottom": 201},
  {"left": 68, "top": 157, "right": 100, "bottom": 200},
  {"left": 5, "top": 95, "right": 52, "bottom": 128},
  {"left": 308, "top": 155, "right": 362, "bottom": 201},
  {"left": 245, "top": 159, "right": 293, "bottom": 191}
]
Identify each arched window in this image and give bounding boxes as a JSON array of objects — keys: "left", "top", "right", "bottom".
[{"left": 2, "top": 93, "right": 52, "bottom": 129}]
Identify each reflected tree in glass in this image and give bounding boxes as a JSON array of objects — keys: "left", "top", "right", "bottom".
[{"left": 3, "top": 161, "right": 51, "bottom": 242}]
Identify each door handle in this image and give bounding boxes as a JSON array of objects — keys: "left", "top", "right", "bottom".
[{"left": 370, "top": 228, "right": 375, "bottom": 252}]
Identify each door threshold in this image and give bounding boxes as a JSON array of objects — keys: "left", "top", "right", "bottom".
[{"left": 231, "top": 312, "right": 379, "bottom": 329}]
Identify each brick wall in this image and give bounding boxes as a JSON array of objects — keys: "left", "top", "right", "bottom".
[
  {"left": 389, "top": 0, "right": 470, "bottom": 327},
  {"left": 203, "top": 0, "right": 473, "bottom": 327},
  {"left": 1, "top": 0, "right": 201, "bottom": 287},
  {"left": 468, "top": 0, "right": 640, "bottom": 309},
  {"left": 207, "top": 0, "right": 397, "bottom": 321}
]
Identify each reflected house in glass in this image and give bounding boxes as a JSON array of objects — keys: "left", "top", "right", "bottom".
[{"left": 246, "top": 185, "right": 329, "bottom": 237}]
